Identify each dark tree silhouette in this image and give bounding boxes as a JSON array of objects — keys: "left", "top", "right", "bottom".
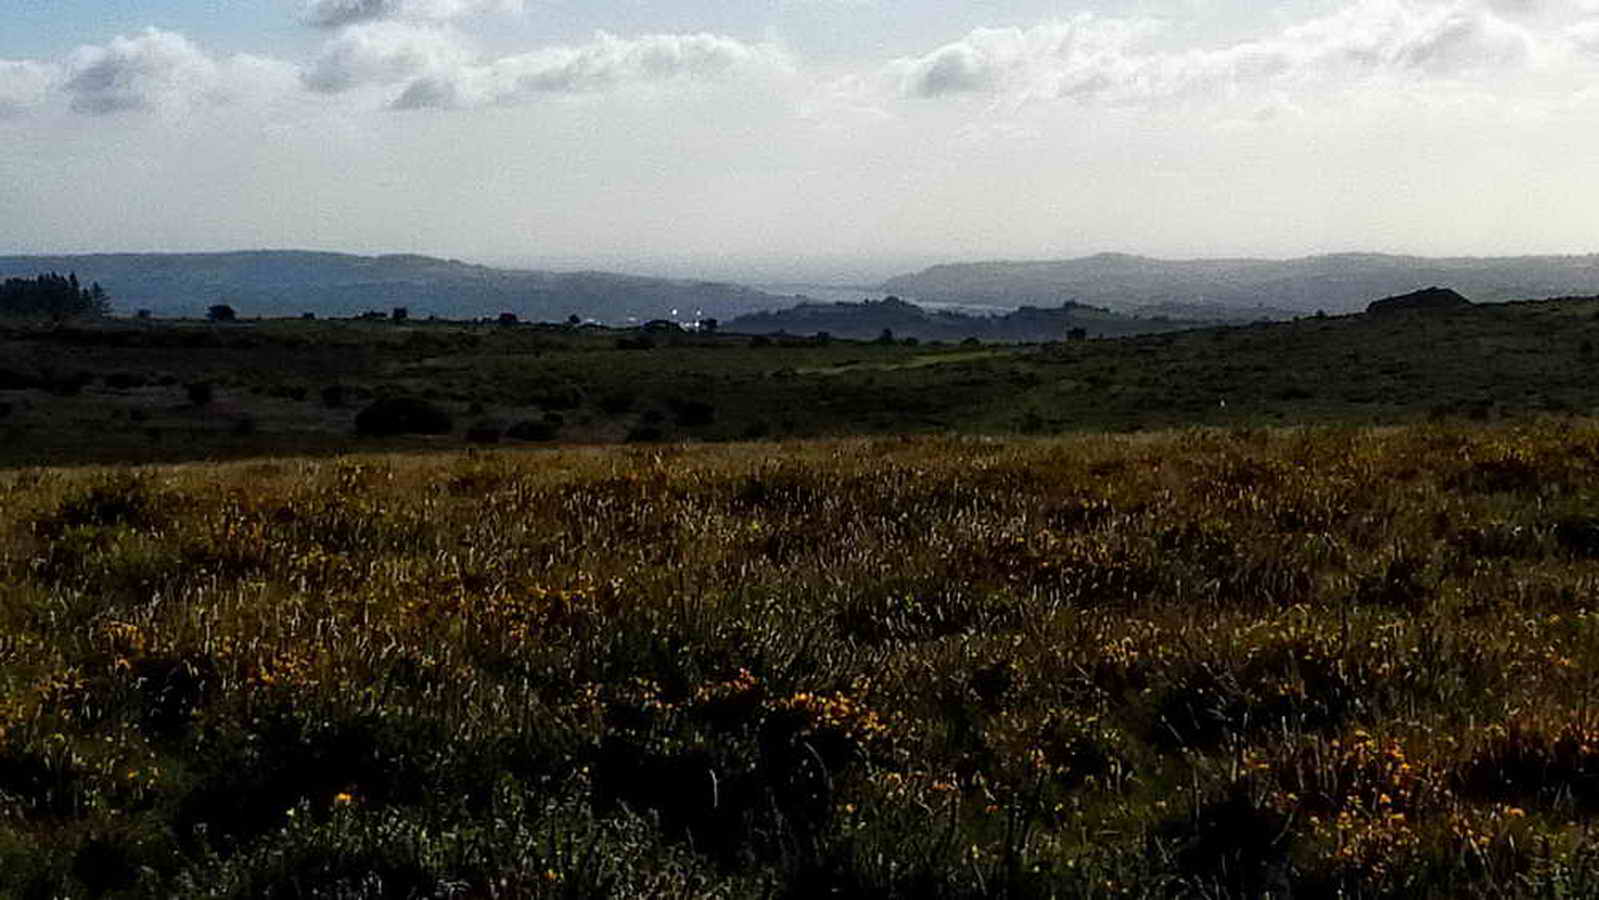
[
  {"left": 0, "top": 272, "right": 110, "bottom": 319},
  {"left": 207, "top": 304, "right": 237, "bottom": 322}
]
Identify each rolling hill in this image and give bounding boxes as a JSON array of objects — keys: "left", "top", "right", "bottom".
[
  {"left": 882, "top": 252, "right": 1599, "bottom": 315},
  {"left": 0, "top": 251, "right": 785, "bottom": 322}
]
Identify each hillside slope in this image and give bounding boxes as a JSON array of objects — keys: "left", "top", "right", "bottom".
[
  {"left": 883, "top": 252, "right": 1599, "bottom": 315},
  {"left": 0, "top": 251, "right": 783, "bottom": 322}
]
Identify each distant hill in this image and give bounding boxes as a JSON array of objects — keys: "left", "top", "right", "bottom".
[
  {"left": 726, "top": 295, "right": 1231, "bottom": 342},
  {"left": 882, "top": 252, "right": 1599, "bottom": 316},
  {"left": 0, "top": 251, "right": 784, "bottom": 322}
]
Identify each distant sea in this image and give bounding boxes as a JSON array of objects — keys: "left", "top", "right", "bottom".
[{"left": 752, "top": 283, "right": 1014, "bottom": 317}]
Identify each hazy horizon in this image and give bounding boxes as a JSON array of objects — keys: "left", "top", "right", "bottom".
[
  {"left": 6, "top": 0, "right": 1599, "bottom": 269},
  {"left": 8, "top": 245, "right": 1599, "bottom": 290}
]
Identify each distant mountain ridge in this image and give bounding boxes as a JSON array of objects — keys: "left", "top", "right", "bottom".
[
  {"left": 0, "top": 250, "right": 784, "bottom": 322},
  {"left": 882, "top": 252, "right": 1599, "bottom": 315}
]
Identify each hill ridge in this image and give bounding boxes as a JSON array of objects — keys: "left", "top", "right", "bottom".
[
  {"left": 883, "top": 251, "right": 1599, "bottom": 315},
  {"left": 0, "top": 250, "right": 783, "bottom": 322}
]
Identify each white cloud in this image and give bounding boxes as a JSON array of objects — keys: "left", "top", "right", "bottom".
[
  {"left": 0, "top": 60, "right": 56, "bottom": 118},
  {"left": 301, "top": 0, "right": 523, "bottom": 29},
  {"left": 1278, "top": 0, "right": 1535, "bottom": 77},
  {"left": 1567, "top": 17, "right": 1599, "bottom": 52},
  {"left": 383, "top": 31, "right": 793, "bottom": 109},
  {"left": 302, "top": 21, "right": 470, "bottom": 93},
  {"left": 64, "top": 28, "right": 219, "bottom": 114},
  {"left": 891, "top": 17, "right": 1157, "bottom": 100},
  {"left": 60, "top": 28, "right": 297, "bottom": 115},
  {"left": 890, "top": 1, "right": 1547, "bottom": 107}
]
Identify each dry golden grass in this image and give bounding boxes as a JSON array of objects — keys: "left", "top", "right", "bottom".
[{"left": 5, "top": 421, "right": 1599, "bottom": 896}]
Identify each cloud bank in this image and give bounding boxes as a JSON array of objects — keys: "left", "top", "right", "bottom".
[
  {"left": 0, "top": 0, "right": 1596, "bottom": 123},
  {"left": 889, "top": 0, "right": 1552, "bottom": 106},
  {"left": 301, "top": 23, "right": 791, "bottom": 108},
  {"left": 58, "top": 28, "right": 297, "bottom": 115},
  {"left": 391, "top": 31, "right": 793, "bottom": 109},
  {"left": 302, "top": 22, "right": 471, "bottom": 93}
]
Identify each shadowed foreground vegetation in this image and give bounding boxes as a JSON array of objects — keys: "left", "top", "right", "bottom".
[{"left": 9, "top": 422, "right": 1599, "bottom": 895}]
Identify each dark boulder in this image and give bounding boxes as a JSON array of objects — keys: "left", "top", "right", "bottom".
[{"left": 1366, "top": 286, "right": 1471, "bottom": 315}]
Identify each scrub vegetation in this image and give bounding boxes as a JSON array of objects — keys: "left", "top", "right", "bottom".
[
  {"left": 3, "top": 294, "right": 1599, "bottom": 467},
  {"left": 7, "top": 421, "right": 1599, "bottom": 896}
]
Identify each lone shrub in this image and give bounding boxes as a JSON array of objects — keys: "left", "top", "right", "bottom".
[
  {"left": 354, "top": 396, "right": 453, "bottom": 436},
  {"left": 104, "top": 372, "right": 147, "bottom": 390},
  {"left": 50, "top": 372, "right": 92, "bottom": 396},
  {"left": 465, "top": 421, "right": 502, "bottom": 444},
  {"left": 0, "top": 369, "right": 40, "bottom": 390},
  {"left": 535, "top": 385, "right": 583, "bottom": 411},
  {"left": 674, "top": 399, "right": 715, "bottom": 427},
  {"left": 599, "top": 391, "right": 636, "bottom": 415},
  {"left": 506, "top": 419, "right": 559, "bottom": 441}
]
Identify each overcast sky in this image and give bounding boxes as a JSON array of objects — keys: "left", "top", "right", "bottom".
[{"left": 3, "top": 0, "right": 1598, "bottom": 281}]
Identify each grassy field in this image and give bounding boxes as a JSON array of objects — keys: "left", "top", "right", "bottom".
[
  {"left": 5, "top": 420, "right": 1599, "bottom": 895},
  {"left": 3, "top": 296, "right": 1599, "bottom": 467}
]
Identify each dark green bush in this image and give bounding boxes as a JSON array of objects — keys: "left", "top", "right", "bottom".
[
  {"left": 354, "top": 396, "right": 453, "bottom": 436},
  {"left": 506, "top": 420, "right": 559, "bottom": 441},
  {"left": 465, "top": 421, "right": 502, "bottom": 443},
  {"left": 674, "top": 399, "right": 715, "bottom": 428}
]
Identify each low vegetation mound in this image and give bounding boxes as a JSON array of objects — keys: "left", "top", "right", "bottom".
[
  {"left": 353, "top": 396, "right": 453, "bottom": 436},
  {"left": 1366, "top": 285, "right": 1472, "bottom": 315}
]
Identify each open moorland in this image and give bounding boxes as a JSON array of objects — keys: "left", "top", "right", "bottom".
[
  {"left": 5, "top": 422, "right": 1599, "bottom": 896},
  {"left": 2, "top": 294, "right": 1599, "bottom": 467},
  {"left": 7, "top": 297, "right": 1599, "bottom": 896}
]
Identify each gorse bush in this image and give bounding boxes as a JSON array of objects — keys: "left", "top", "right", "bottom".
[
  {"left": 7, "top": 421, "right": 1599, "bottom": 895},
  {"left": 353, "top": 396, "right": 453, "bottom": 436}
]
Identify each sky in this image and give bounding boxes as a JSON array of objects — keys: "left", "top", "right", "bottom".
[{"left": 3, "top": 0, "right": 1599, "bottom": 282}]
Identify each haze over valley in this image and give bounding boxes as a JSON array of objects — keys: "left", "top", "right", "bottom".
[{"left": 5, "top": 250, "right": 1599, "bottom": 342}]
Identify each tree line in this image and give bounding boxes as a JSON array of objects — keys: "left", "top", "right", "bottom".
[{"left": 0, "top": 272, "right": 110, "bottom": 319}]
